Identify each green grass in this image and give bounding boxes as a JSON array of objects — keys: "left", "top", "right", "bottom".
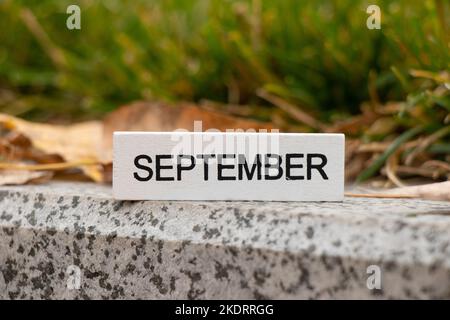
[{"left": 0, "top": 0, "right": 449, "bottom": 127}]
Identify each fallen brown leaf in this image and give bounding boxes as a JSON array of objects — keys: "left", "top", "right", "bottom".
[
  {"left": 327, "top": 104, "right": 379, "bottom": 135},
  {"left": 348, "top": 181, "right": 450, "bottom": 201},
  {"left": 383, "top": 181, "right": 450, "bottom": 202},
  {"left": 102, "top": 101, "right": 275, "bottom": 160},
  {"left": 345, "top": 192, "right": 415, "bottom": 199},
  {"left": 1, "top": 100, "right": 447, "bottom": 201},
  {"left": 0, "top": 169, "right": 53, "bottom": 186},
  {"left": 0, "top": 114, "right": 106, "bottom": 182},
  {"left": 1, "top": 101, "right": 275, "bottom": 184},
  {"left": 0, "top": 128, "right": 63, "bottom": 164}
]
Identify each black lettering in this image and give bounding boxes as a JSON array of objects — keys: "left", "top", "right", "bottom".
[
  {"left": 286, "top": 153, "right": 304, "bottom": 180},
  {"left": 238, "top": 154, "right": 262, "bottom": 180},
  {"left": 264, "top": 154, "right": 283, "bottom": 180},
  {"left": 307, "top": 153, "right": 328, "bottom": 180},
  {"left": 156, "top": 154, "right": 174, "bottom": 181},
  {"left": 133, "top": 155, "right": 153, "bottom": 181},
  {"left": 196, "top": 154, "right": 216, "bottom": 181},
  {"left": 176, "top": 155, "right": 195, "bottom": 180},
  {"left": 218, "top": 154, "right": 236, "bottom": 181}
]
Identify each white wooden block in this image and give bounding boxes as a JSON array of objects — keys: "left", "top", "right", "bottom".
[{"left": 113, "top": 132, "right": 345, "bottom": 201}]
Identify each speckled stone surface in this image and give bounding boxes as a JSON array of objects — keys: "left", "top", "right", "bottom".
[{"left": 0, "top": 182, "right": 450, "bottom": 299}]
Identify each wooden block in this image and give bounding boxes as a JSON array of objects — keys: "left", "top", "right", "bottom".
[{"left": 113, "top": 132, "right": 345, "bottom": 201}]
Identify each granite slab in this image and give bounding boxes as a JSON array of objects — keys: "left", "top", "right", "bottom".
[{"left": 0, "top": 182, "right": 449, "bottom": 299}]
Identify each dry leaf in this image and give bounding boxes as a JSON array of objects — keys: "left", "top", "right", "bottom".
[
  {"left": 383, "top": 181, "right": 450, "bottom": 202},
  {"left": 0, "top": 114, "right": 106, "bottom": 182},
  {"left": 348, "top": 181, "right": 450, "bottom": 201},
  {"left": 0, "top": 101, "right": 274, "bottom": 184},
  {"left": 344, "top": 139, "right": 370, "bottom": 181},
  {"left": 2, "top": 100, "right": 446, "bottom": 197},
  {"left": 0, "top": 128, "right": 63, "bottom": 164},
  {"left": 0, "top": 169, "right": 53, "bottom": 186},
  {"left": 327, "top": 112, "right": 379, "bottom": 135},
  {"left": 102, "top": 101, "right": 275, "bottom": 160}
]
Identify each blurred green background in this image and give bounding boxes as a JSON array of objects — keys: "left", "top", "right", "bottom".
[{"left": 0, "top": 0, "right": 449, "bottom": 127}]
